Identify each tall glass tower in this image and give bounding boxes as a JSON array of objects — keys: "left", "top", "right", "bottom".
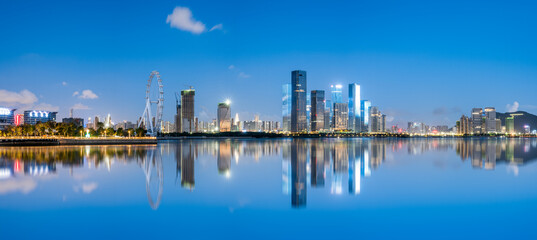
[
  {"left": 282, "top": 84, "right": 292, "bottom": 132},
  {"left": 310, "top": 90, "right": 325, "bottom": 132},
  {"left": 348, "top": 83, "right": 361, "bottom": 132},
  {"left": 361, "top": 100, "right": 371, "bottom": 133},
  {"left": 291, "top": 70, "right": 307, "bottom": 132},
  {"left": 330, "top": 84, "right": 343, "bottom": 104}
]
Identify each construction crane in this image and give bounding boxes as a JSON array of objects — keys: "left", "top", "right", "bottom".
[{"left": 174, "top": 92, "right": 180, "bottom": 115}]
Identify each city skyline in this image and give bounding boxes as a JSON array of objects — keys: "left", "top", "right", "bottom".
[{"left": 2, "top": 1, "right": 537, "bottom": 127}]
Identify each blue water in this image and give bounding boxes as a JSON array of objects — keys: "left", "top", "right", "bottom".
[{"left": 1, "top": 138, "right": 536, "bottom": 239}]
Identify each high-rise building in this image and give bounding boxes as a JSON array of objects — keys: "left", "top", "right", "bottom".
[
  {"left": 348, "top": 83, "right": 361, "bottom": 132},
  {"left": 0, "top": 107, "right": 15, "bottom": 130},
  {"left": 217, "top": 101, "right": 231, "bottom": 132},
  {"left": 361, "top": 100, "right": 371, "bottom": 133},
  {"left": 369, "top": 107, "right": 385, "bottom": 133},
  {"left": 506, "top": 117, "right": 515, "bottom": 134},
  {"left": 333, "top": 103, "right": 348, "bottom": 131},
  {"left": 484, "top": 107, "right": 496, "bottom": 133},
  {"left": 310, "top": 90, "right": 325, "bottom": 132},
  {"left": 471, "top": 108, "right": 483, "bottom": 134},
  {"left": 458, "top": 115, "right": 470, "bottom": 134},
  {"left": 306, "top": 92, "right": 311, "bottom": 131},
  {"left": 331, "top": 84, "right": 343, "bottom": 104},
  {"left": 175, "top": 102, "right": 181, "bottom": 133},
  {"left": 291, "top": 70, "right": 307, "bottom": 132},
  {"left": 22, "top": 110, "right": 57, "bottom": 125},
  {"left": 181, "top": 87, "right": 195, "bottom": 133},
  {"left": 324, "top": 100, "right": 332, "bottom": 130},
  {"left": 282, "top": 84, "right": 292, "bottom": 132}
]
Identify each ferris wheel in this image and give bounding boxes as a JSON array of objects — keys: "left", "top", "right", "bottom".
[{"left": 138, "top": 71, "right": 164, "bottom": 136}]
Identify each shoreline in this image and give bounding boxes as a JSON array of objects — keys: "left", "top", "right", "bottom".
[{"left": 1, "top": 134, "right": 535, "bottom": 146}]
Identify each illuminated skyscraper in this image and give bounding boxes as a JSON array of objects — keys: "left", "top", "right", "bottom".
[
  {"left": 306, "top": 92, "right": 311, "bottom": 131},
  {"left": 348, "top": 83, "right": 361, "bottom": 132},
  {"left": 361, "top": 100, "right": 371, "bottom": 132},
  {"left": 310, "top": 90, "right": 325, "bottom": 132},
  {"left": 217, "top": 101, "right": 231, "bottom": 132},
  {"left": 333, "top": 103, "right": 348, "bottom": 130},
  {"left": 484, "top": 107, "right": 496, "bottom": 133},
  {"left": 331, "top": 84, "right": 343, "bottom": 104},
  {"left": 324, "top": 99, "right": 332, "bottom": 130},
  {"left": 181, "top": 87, "right": 195, "bottom": 133},
  {"left": 506, "top": 117, "right": 515, "bottom": 134},
  {"left": 291, "top": 70, "right": 307, "bottom": 132},
  {"left": 282, "top": 84, "right": 292, "bottom": 132},
  {"left": 471, "top": 108, "right": 483, "bottom": 134}
]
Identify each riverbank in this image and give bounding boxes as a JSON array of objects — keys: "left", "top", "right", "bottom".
[{"left": 0, "top": 137, "right": 157, "bottom": 146}]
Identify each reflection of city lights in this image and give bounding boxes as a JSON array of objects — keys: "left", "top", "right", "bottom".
[{"left": 225, "top": 171, "right": 231, "bottom": 179}]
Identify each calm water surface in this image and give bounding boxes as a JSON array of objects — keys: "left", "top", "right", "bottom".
[{"left": 1, "top": 138, "right": 537, "bottom": 239}]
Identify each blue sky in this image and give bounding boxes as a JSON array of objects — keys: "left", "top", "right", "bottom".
[{"left": 1, "top": 0, "right": 537, "bottom": 126}]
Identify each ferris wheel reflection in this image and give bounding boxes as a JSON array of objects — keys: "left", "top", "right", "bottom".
[{"left": 138, "top": 147, "right": 163, "bottom": 210}]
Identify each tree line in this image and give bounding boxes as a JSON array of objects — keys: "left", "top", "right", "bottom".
[{"left": 0, "top": 121, "right": 147, "bottom": 137}]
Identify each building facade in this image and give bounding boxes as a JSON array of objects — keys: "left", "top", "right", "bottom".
[
  {"left": 291, "top": 70, "right": 307, "bottom": 132},
  {"left": 361, "top": 100, "right": 371, "bottom": 133},
  {"left": 0, "top": 107, "right": 15, "bottom": 130},
  {"left": 181, "top": 88, "right": 195, "bottom": 133},
  {"left": 23, "top": 110, "right": 57, "bottom": 125},
  {"left": 217, "top": 102, "right": 231, "bottom": 132},
  {"left": 348, "top": 83, "right": 361, "bottom": 132},
  {"left": 282, "top": 84, "right": 292, "bottom": 132},
  {"left": 333, "top": 103, "right": 348, "bottom": 131},
  {"left": 471, "top": 108, "right": 483, "bottom": 134},
  {"left": 310, "top": 90, "right": 325, "bottom": 132}
]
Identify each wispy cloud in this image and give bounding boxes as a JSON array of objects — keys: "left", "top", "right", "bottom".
[
  {"left": 33, "top": 103, "right": 60, "bottom": 112},
  {"left": 74, "top": 89, "right": 98, "bottom": 99},
  {"left": 506, "top": 101, "right": 519, "bottom": 112},
  {"left": 210, "top": 23, "right": 223, "bottom": 32},
  {"left": 73, "top": 182, "right": 98, "bottom": 194},
  {"left": 228, "top": 65, "right": 235, "bottom": 70},
  {"left": 72, "top": 103, "right": 90, "bottom": 110},
  {"left": 0, "top": 178, "right": 37, "bottom": 195},
  {"left": 166, "top": 6, "right": 206, "bottom": 34},
  {"left": 62, "top": 81, "right": 67, "bottom": 86},
  {"left": 238, "top": 72, "right": 251, "bottom": 79},
  {"left": 0, "top": 89, "right": 38, "bottom": 105}
]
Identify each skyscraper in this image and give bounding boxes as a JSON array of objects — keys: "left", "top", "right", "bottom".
[
  {"left": 306, "top": 92, "right": 311, "bottom": 131},
  {"left": 181, "top": 87, "right": 195, "bottom": 133},
  {"left": 369, "top": 106, "right": 383, "bottom": 133},
  {"left": 471, "top": 108, "right": 483, "bottom": 134},
  {"left": 484, "top": 107, "right": 496, "bottom": 133},
  {"left": 324, "top": 99, "right": 332, "bottom": 130},
  {"left": 348, "top": 83, "right": 361, "bottom": 132},
  {"left": 217, "top": 101, "right": 231, "bottom": 132},
  {"left": 333, "top": 103, "right": 348, "bottom": 131},
  {"left": 361, "top": 100, "right": 371, "bottom": 133},
  {"left": 310, "top": 90, "right": 325, "bottom": 132},
  {"left": 291, "top": 70, "right": 307, "bottom": 132},
  {"left": 282, "top": 84, "right": 292, "bottom": 132},
  {"left": 331, "top": 84, "right": 343, "bottom": 104}
]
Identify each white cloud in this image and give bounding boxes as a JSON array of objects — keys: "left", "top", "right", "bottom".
[
  {"left": 0, "top": 178, "right": 37, "bottom": 195},
  {"left": 33, "top": 103, "right": 60, "bottom": 112},
  {"left": 210, "top": 23, "right": 223, "bottom": 31},
  {"left": 228, "top": 65, "right": 235, "bottom": 70},
  {"left": 238, "top": 72, "right": 251, "bottom": 78},
  {"left": 62, "top": 81, "right": 67, "bottom": 86},
  {"left": 72, "top": 103, "right": 90, "bottom": 110},
  {"left": 78, "top": 90, "right": 98, "bottom": 99},
  {"left": 386, "top": 116, "right": 395, "bottom": 123},
  {"left": 0, "top": 89, "right": 38, "bottom": 105},
  {"left": 82, "top": 182, "right": 98, "bottom": 194},
  {"left": 72, "top": 91, "right": 80, "bottom": 97},
  {"left": 506, "top": 101, "right": 519, "bottom": 112},
  {"left": 166, "top": 6, "right": 206, "bottom": 34}
]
